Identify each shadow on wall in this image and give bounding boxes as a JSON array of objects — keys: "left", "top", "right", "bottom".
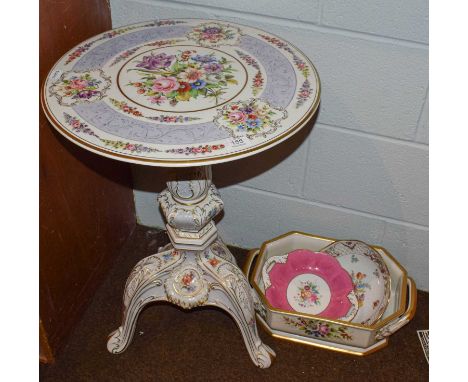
[
  {"left": 129, "top": 110, "right": 318, "bottom": 231},
  {"left": 131, "top": 110, "right": 319, "bottom": 195},
  {"left": 214, "top": 111, "right": 319, "bottom": 188},
  {"left": 47, "top": 127, "right": 134, "bottom": 190},
  {"left": 302, "top": 96, "right": 415, "bottom": 274},
  {"left": 129, "top": 104, "right": 428, "bottom": 286}
]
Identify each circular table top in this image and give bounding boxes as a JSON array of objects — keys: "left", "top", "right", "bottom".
[{"left": 41, "top": 19, "right": 320, "bottom": 167}]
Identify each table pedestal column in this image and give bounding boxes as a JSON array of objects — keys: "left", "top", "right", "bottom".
[{"left": 107, "top": 166, "right": 275, "bottom": 368}]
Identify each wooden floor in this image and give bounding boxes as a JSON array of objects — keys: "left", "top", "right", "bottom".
[{"left": 40, "top": 225, "right": 429, "bottom": 381}]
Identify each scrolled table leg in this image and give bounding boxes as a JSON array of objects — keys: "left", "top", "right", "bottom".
[
  {"left": 199, "top": 246, "right": 275, "bottom": 368},
  {"left": 107, "top": 249, "right": 183, "bottom": 353},
  {"left": 108, "top": 166, "right": 275, "bottom": 368}
]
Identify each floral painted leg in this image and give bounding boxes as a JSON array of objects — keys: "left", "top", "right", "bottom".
[
  {"left": 199, "top": 248, "right": 275, "bottom": 368},
  {"left": 107, "top": 249, "right": 183, "bottom": 353},
  {"left": 208, "top": 238, "right": 237, "bottom": 264},
  {"left": 108, "top": 166, "right": 275, "bottom": 368}
]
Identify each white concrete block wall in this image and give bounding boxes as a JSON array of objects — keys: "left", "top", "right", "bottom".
[
  {"left": 321, "top": 0, "right": 429, "bottom": 43},
  {"left": 111, "top": 0, "right": 429, "bottom": 290}
]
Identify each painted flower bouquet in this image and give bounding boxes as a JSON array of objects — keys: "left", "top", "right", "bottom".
[
  {"left": 215, "top": 99, "right": 286, "bottom": 138},
  {"left": 351, "top": 271, "right": 371, "bottom": 308},
  {"left": 127, "top": 50, "right": 238, "bottom": 106},
  {"left": 295, "top": 281, "right": 321, "bottom": 308},
  {"left": 283, "top": 316, "right": 353, "bottom": 340},
  {"left": 59, "top": 73, "right": 103, "bottom": 100},
  {"left": 186, "top": 22, "right": 240, "bottom": 46}
]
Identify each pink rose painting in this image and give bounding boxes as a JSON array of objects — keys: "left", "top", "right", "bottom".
[
  {"left": 70, "top": 79, "right": 88, "bottom": 90},
  {"left": 228, "top": 111, "right": 246, "bottom": 123},
  {"left": 152, "top": 77, "right": 180, "bottom": 93},
  {"left": 52, "top": 72, "right": 106, "bottom": 105}
]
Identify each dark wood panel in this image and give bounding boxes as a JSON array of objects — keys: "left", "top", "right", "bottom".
[
  {"left": 39, "top": 320, "right": 54, "bottom": 363},
  {"left": 39, "top": 0, "right": 136, "bottom": 363}
]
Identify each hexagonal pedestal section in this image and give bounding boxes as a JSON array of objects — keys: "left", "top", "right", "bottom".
[{"left": 107, "top": 166, "right": 275, "bottom": 368}]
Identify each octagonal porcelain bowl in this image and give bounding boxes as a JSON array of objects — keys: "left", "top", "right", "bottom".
[
  {"left": 321, "top": 240, "right": 391, "bottom": 326},
  {"left": 263, "top": 250, "right": 358, "bottom": 321},
  {"left": 245, "top": 231, "right": 415, "bottom": 354}
]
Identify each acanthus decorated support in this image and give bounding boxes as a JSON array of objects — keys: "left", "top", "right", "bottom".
[{"left": 107, "top": 166, "right": 275, "bottom": 368}]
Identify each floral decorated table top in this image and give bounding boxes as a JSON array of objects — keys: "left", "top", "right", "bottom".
[{"left": 42, "top": 19, "right": 320, "bottom": 167}]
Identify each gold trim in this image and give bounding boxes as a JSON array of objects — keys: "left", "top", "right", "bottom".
[
  {"left": 41, "top": 79, "right": 320, "bottom": 166},
  {"left": 256, "top": 315, "right": 389, "bottom": 356},
  {"left": 396, "top": 277, "right": 417, "bottom": 323},
  {"left": 243, "top": 248, "right": 260, "bottom": 277},
  {"left": 249, "top": 231, "right": 408, "bottom": 331},
  {"left": 116, "top": 45, "right": 249, "bottom": 113},
  {"left": 40, "top": 18, "right": 321, "bottom": 167},
  {"left": 373, "top": 277, "right": 416, "bottom": 339},
  {"left": 407, "top": 277, "right": 418, "bottom": 321}
]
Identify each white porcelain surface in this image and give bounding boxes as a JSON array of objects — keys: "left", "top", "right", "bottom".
[
  {"left": 256, "top": 314, "right": 388, "bottom": 356},
  {"left": 42, "top": 19, "right": 320, "bottom": 167},
  {"left": 321, "top": 240, "right": 391, "bottom": 325}
]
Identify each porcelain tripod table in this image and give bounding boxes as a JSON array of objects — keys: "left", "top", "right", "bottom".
[{"left": 41, "top": 18, "right": 320, "bottom": 368}]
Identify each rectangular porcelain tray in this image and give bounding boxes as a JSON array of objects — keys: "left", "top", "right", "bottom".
[{"left": 244, "top": 232, "right": 417, "bottom": 356}]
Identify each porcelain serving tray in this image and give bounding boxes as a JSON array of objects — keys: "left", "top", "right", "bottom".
[{"left": 244, "top": 232, "right": 417, "bottom": 355}]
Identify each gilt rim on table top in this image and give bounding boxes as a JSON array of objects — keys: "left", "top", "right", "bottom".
[{"left": 41, "top": 18, "right": 321, "bottom": 167}]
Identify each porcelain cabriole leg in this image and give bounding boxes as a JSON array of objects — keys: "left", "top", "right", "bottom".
[
  {"left": 198, "top": 246, "right": 275, "bottom": 368},
  {"left": 107, "top": 166, "right": 275, "bottom": 368},
  {"left": 107, "top": 249, "right": 183, "bottom": 353}
]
